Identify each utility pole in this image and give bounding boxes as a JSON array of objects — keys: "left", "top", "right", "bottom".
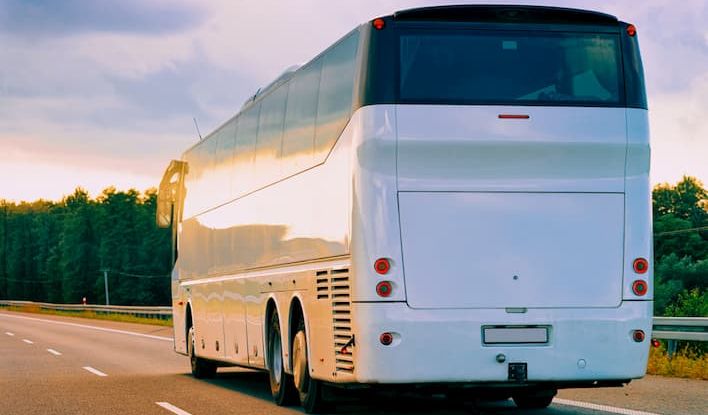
[{"left": 101, "top": 269, "right": 110, "bottom": 305}]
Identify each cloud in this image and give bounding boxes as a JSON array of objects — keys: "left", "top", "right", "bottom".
[
  {"left": 650, "top": 73, "right": 708, "bottom": 184},
  {"left": 0, "top": 0, "right": 707, "bottom": 202},
  {"left": 0, "top": 0, "right": 205, "bottom": 37}
]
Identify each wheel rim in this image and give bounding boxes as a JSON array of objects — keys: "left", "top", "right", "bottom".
[
  {"left": 272, "top": 330, "right": 283, "bottom": 385},
  {"left": 292, "top": 331, "right": 308, "bottom": 392}
]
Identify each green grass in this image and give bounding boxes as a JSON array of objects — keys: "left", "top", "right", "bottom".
[{"left": 0, "top": 304, "right": 173, "bottom": 327}]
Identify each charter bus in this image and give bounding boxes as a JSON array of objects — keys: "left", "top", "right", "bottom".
[{"left": 157, "top": 5, "right": 652, "bottom": 412}]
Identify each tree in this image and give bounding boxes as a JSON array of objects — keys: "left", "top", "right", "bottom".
[{"left": 652, "top": 176, "right": 708, "bottom": 316}]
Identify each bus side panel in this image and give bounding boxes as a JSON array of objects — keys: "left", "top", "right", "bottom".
[
  {"left": 349, "top": 105, "right": 406, "bottom": 303},
  {"left": 222, "top": 278, "right": 249, "bottom": 364},
  {"left": 174, "top": 114, "right": 355, "bottom": 375},
  {"left": 245, "top": 276, "right": 265, "bottom": 367},
  {"left": 623, "top": 108, "right": 653, "bottom": 301},
  {"left": 192, "top": 280, "right": 225, "bottom": 361},
  {"left": 172, "top": 280, "right": 188, "bottom": 355}
]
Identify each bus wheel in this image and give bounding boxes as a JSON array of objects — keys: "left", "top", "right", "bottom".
[
  {"left": 512, "top": 390, "right": 556, "bottom": 409},
  {"left": 267, "top": 312, "right": 297, "bottom": 405},
  {"left": 188, "top": 326, "right": 216, "bottom": 379},
  {"left": 292, "top": 322, "right": 327, "bottom": 413}
]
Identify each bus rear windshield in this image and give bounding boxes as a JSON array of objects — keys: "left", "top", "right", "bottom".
[{"left": 399, "top": 31, "right": 623, "bottom": 106}]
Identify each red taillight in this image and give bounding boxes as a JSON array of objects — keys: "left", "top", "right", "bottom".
[
  {"left": 651, "top": 339, "right": 661, "bottom": 348},
  {"left": 380, "top": 332, "right": 393, "bottom": 345},
  {"left": 626, "top": 24, "right": 636, "bottom": 37},
  {"left": 633, "top": 258, "right": 649, "bottom": 274},
  {"left": 632, "top": 330, "right": 645, "bottom": 342},
  {"left": 374, "top": 258, "right": 390, "bottom": 275},
  {"left": 373, "top": 18, "right": 385, "bottom": 30},
  {"left": 376, "top": 281, "right": 392, "bottom": 297},
  {"left": 632, "top": 280, "right": 648, "bottom": 296}
]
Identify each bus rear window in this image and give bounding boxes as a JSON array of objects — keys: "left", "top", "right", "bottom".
[{"left": 399, "top": 31, "right": 622, "bottom": 106}]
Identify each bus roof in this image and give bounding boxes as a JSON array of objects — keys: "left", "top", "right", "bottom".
[{"left": 392, "top": 5, "right": 618, "bottom": 26}]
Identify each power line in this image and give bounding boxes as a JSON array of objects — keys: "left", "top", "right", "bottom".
[
  {"left": 2, "top": 277, "right": 50, "bottom": 283},
  {"left": 108, "top": 270, "right": 170, "bottom": 279},
  {"left": 655, "top": 226, "right": 708, "bottom": 237}
]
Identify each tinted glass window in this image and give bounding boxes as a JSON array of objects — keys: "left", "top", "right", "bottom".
[
  {"left": 283, "top": 59, "right": 322, "bottom": 175},
  {"left": 255, "top": 86, "right": 288, "bottom": 185},
  {"left": 214, "top": 119, "right": 238, "bottom": 201},
  {"left": 183, "top": 137, "right": 217, "bottom": 216},
  {"left": 400, "top": 31, "right": 621, "bottom": 106},
  {"left": 315, "top": 32, "right": 359, "bottom": 160},
  {"left": 233, "top": 103, "right": 259, "bottom": 196}
]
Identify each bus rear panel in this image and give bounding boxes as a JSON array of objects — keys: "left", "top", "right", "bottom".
[{"left": 348, "top": 5, "right": 651, "bottom": 387}]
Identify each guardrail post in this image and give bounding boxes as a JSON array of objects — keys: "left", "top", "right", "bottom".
[{"left": 667, "top": 339, "right": 677, "bottom": 358}]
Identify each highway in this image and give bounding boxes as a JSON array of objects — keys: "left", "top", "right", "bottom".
[{"left": 1, "top": 310, "right": 705, "bottom": 415}]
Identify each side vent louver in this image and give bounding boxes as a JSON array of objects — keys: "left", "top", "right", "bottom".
[
  {"left": 316, "top": 270, "right": 329, "bottom": 300},
  {"left": 316, "top": 267, "right": 354, "bottom": 374}
]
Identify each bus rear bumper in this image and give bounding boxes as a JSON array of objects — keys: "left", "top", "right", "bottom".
[{"left": 349, "top": 301, "right": 651, "bottom": 384}]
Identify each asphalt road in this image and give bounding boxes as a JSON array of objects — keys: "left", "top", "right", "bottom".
[{"left": 1, "top": 310, "right": 705, "bottom": 415}]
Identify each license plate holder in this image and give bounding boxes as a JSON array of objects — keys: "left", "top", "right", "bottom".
[{"left": 482, "top": 326, "right": 549, "bottom": 345}]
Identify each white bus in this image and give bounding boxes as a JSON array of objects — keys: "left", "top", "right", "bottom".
[{"left": 157, "top": 5, "right": 652, "bottom": 412}]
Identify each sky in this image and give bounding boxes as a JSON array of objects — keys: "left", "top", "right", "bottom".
[{"left": 0, "top": 0, "right": 706, "bottom": 202}]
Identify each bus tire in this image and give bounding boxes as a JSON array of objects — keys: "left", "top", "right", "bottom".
[
  {"left": 188, "top": 326, "right": 216, "bottom": 379},
  {"left": 268, "top": 312, "right": 298, "bottom": 406},
  {"left": 512, "top": 390, "right": 556, "bottom": 409},
  {"left": 292, "top": 322, "right": 328, "bottom": 413}
]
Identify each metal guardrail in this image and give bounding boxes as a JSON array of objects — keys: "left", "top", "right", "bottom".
[
  {"left": 652, "top": 317, "right": 708, "bottom": 342},
  {"left": 652, "top": 316, "right": 708, "bottom": 356},
  {"left": 0, "top": 300, "right": 171, "bottom": 320}
]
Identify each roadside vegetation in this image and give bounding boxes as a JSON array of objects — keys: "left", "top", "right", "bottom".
[
  {"left": 647, "top": 344, "right": 708, "bottom": 380},
  {"left": 1, "top": 303, "right": 172, "bottom": 327},
  {"left": 0, "top": 187, "right": 171, "bottom": 306}
]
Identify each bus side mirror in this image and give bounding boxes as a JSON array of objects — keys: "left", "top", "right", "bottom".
[
  {"left": 156, "top": 201, "right": 173, "bottom": 228},
  {"left": 157, "top": 160, "right": 187, "bottom": 228}
]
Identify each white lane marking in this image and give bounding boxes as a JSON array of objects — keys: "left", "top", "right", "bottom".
[
  {"left": 156, "top": 402, "right": 193, "bottom": 415},
  {"left": 22, "top": 339, "right": 34, "bottom": 344},
  {"left": 5, "top": 331, "right": 14, "bottom": 336},
  {"left": 555, "top": 398, "right": 663, "bottom": 415},
  {"left": 82, "top": 366, "right": 108, "bottom": 377},
  {"left": 47, "top": 348, "right": 62, "bottom": 356},
  {"left": 0, "top": 313, "right": 172, "bottom": 342}
]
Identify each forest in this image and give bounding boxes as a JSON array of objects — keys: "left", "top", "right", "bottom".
[
  {"left": 0, "top": 177, "right": 706, "bottom": 315},
  {"left": 0, "top": 188, "right": 171, "bottom": 305}
]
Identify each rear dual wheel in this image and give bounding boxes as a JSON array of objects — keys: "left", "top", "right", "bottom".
[
  {"left": 292, "top": 321, "right": 328, "bottom": 413},
  {"left": 267, "top": 312, "right": 298, "bottom": 406}
]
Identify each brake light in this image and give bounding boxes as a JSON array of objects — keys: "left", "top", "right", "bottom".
[
  {"left": 632, "top": 280, "right": 648, "bottom": 296},
  {"left": 374, "top": 258, "right": 390, "bottom": 275},
  {"left": 376, "top": 281, "right": 392, "bottom": 297},
  {"left": 626, "top": 24, "right": 636, "bottom": 37},
  {"left": 633, "top": 258, "right": 649, "bottom": 274},
  {"left": 373, "top": 18, "right": 385, "bottom": 30},
  {"left": 632, "top": 330, "right": 645, "bottom": 342},
  {"left": 380, "top": 332, "right": 393, "bottom": 345}
]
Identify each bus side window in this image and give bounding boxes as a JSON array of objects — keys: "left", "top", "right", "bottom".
[
  {"left": 233, "top": 103, "right": 260, "bottom": 197},
  {"left": 215, "top": 119, "right": 238, "bottom": 202},
  {"left": 255, "top": 86, "right": 288, "bottom": 188},
  {"left": 314, "top": 32, "right": 359, "bottom": 162},
  {"left": 282, "top": 59, "right": 322, "bottom": 177}
]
